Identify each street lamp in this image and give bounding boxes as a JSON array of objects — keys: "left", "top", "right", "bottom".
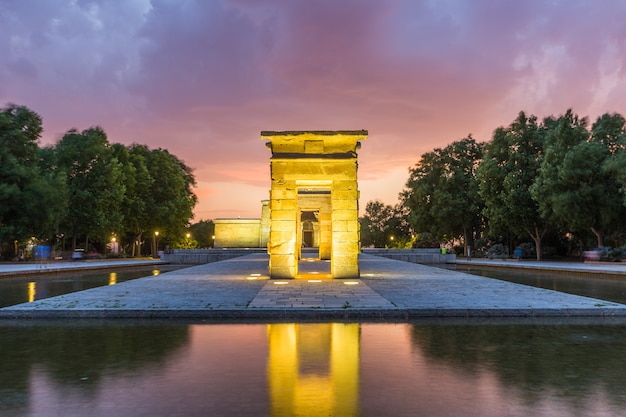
[
  {"left": 153, "top": 231, "right": 160, "bottom": 258},
  {"left": 109, "top": 236, "right": 119, "bottom": 255}
]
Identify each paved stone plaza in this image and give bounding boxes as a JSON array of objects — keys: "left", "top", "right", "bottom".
[{"left": 1, "top": 253, "right": 626, "bottom": 319}]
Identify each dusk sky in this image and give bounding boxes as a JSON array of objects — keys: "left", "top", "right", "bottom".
[{"left": 2, "top": 0, "right": 626, "bottom": 220}]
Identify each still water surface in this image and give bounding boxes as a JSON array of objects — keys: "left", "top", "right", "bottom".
[
  {"left": 0, "top": 265, "right": 184, "bottom": 308},
  {"left": 452, "top": 264, "right": 626, "bottom": 304},
  {"left": 2, "top": 321, "right": 626, "bottom": 416}
]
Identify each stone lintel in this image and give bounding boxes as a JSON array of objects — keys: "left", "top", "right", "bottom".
[
  {"left": 261, "top": 130, "right": 368, "bottom": 137},
  {"left": 263, "top": 131, "right": 367, "bottom": 156}
]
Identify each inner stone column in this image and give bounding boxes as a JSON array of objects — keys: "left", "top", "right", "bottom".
[
  {"left": 330, "top": 179, "right": 361, "bottom": 279},
  {"left": 262, "top": 130, "right": 367, "bottom": 279}
]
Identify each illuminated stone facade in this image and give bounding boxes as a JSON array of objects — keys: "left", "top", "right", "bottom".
[
  {"left": 213, "top": 201, "right": 270, "bottom": 248},
  {"left": 262, "top": 130, "right": 367, "bottom": 279}
]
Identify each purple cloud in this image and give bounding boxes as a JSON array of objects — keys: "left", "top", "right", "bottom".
[{"left": 2, "top": 0, "right": 626, "bottom": 218}]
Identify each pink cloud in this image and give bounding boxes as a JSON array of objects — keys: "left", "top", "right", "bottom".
[{"left": 2, "top": 0, "right": 626, "bottom": 218}]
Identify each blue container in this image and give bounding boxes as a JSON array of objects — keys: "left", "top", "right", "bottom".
[{"left": 34, "top": 245, "right": 51, "bottom": 260}]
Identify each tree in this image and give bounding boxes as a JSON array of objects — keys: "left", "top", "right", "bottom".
[
  {"left": 605, "top": 148, "right": 626, "bottom": 208},
  {"left": 0, "top": 104, "right": 67, "bottom": 258},
  {"left": 145, "top": 148, "right": 197, "bottom": 239},
  {"left": 531, "top": 110, "right": 625, "bottom": 248},
  {"left": 359, "top": 200, "right": 410, "bottom": 247},
  {"left": 477, "top": 112, "right": 548, "bottom": 259},
  {"left": 34, "top": 146, "right": 69, "bottom": 244},
  {"left": 112, "top": 143, "right": 152, "bottom": 256},
  {"left": 599, "top": 114, "right": 626, "bottom": 210},
  {"left": 119, "top": 145, "right": 197, "bottom": 255},
  {"left": 189, "top": 220, "right": 215, "bottom": 248},
  {"left": 55, "top": 127, "right": 125, "bottom": 251},
  {"left": 402, "top": 136, "right": 484, "bottom": 254}
]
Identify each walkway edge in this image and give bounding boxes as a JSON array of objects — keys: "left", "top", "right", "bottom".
[{"left": 3, "top": 307, "right": 626, "bottom": 319}]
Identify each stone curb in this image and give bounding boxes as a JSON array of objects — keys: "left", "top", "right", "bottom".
[
  {"left": 0, "top": 260, "right": 167, "bottom": 277},
  {"left": 3, "top": 307, "right": 626, "bottom": 320}
]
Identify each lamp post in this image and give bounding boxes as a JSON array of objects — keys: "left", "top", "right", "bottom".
[
  {"left": 109, "top": 236, "right": 118, "bottom": 255},
  {"left": 153, "top": 231, "right": 159, "bottom": 258}
]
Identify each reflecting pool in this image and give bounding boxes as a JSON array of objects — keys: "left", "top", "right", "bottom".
[
  {"left": 452, "top": 264, "right": 626, "bottom": 304},
  {"left": 0, "top": 265, "right": 185, "bottom": 308},
  {"left": 2, "top": 320, "right": 626, "bottom": 416}
]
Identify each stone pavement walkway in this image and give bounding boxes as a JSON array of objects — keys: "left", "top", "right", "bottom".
[
  {"left": 248, "top": 279, "right": 393, "bottom": 309},
  {"left": 1, "top": 253, "right": 626, "bottom": 319}
]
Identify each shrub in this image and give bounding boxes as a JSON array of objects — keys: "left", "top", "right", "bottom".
[{"left": 487, "top": 243, "right": 508, "bottom": 259}]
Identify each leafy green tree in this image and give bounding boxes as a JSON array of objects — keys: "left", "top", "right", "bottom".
[
  {"left": 112, "top": 144, "right": 152, "bottom": 256},
  {"left": 0, "top": 104, "right": 67, "bottom": 258},
  {"left": 591, "top": 113, "right": 626, "bottom": 152},
  {"left": 145, "top": 148, "right": 197, "bottom": 239},
  {"left": 605, "top": 149, "right": 626, "bottom": 208},
  {"left": 120, "top": 145, "right": 197, "bottom": 255},
  {"left": 589, "top": 113, "right": 626, "bottom": 244},
  {"left": 600, "top": 114, "right": 626, "bottom": 209},
  {"left": 35, "top": 146, "right": 69, "bottom": 244},
  {"left": 359, "top": 200, "right": 410, "bottom": 247},
  {"left": 400, "top": 151, "right": 440, "bottom": 238},
  {"left": 402, "top": 136, "right": 484, "bottom": 254},
  {"left": 189, "top": 220, "right": 215, "bottom": 248},
  {"left": 55, "top": 127, "right": 125, "bottom": 251},
  {"left": 531, "top": 110, "right": 625, "bottom": 248},
  {"left": 477, "top": 112, "right": 548, "bottom": 259}
]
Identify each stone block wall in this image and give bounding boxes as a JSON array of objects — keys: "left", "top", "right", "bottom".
[
  {"left": 214, "top": 219, "right": 262, "bottom": 248},
  {"left": 161, "top": 248, "right": 267, "bottom": 264},
  {"left": 362, "top": 248, "right": 456, "bottom": 264}
]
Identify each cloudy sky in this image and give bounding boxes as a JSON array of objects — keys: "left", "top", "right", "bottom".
[{"left": 2, "top": 0, "right": 626, "bottom": 219}]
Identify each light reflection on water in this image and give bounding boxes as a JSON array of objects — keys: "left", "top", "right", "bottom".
[
  {"left": 0, "top": 265, "right": 183, "bottom": 308},
  {"left": 2, "top": 321, "right": 626, "bottom": 417}
]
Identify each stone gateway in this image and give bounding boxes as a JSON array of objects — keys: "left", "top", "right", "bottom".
[{"left": 262, "top": 130, "right": 367, "bottom": 279}]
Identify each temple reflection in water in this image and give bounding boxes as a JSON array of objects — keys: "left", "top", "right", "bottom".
[{"left": 267, "top": 323, "right": 360, "bottom": 416}]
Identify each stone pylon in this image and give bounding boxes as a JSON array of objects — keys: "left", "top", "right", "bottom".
[{"left": 262, "top": 130, "right": 367, "bottom": 279}]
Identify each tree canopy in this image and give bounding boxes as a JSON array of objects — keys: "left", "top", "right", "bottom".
[
  {"left": 0, "top": 103, "right": 197, "bottom": 260},
  {"left": 477, "top": 112, "right": 549, "bottom": 259},
  {"left": 366, "top": 109, "right": 626, "bottom": 259},
  {"left": 401, "top": 136, "right": 484, "bottom": 254},
  {"left": 359, "top": 200, "right": 410, "bottom": 248},
  {"left": 0, "top": 104, "right": 67, "bottom": 255}
]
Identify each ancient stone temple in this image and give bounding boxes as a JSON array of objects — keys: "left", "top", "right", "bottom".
[{"left": 262, "top": 130, "right": 368, "bottom": 279}]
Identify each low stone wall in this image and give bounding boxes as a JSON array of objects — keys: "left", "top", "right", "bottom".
[
  {"left": 362, "top": 248, "right": 456, "bottom": 264},
  {"left": 163, "top": 248, "right": 455, "bottom": 265},
  {"left": 161, "top": 248, "right": 267, "bottom": 264}
]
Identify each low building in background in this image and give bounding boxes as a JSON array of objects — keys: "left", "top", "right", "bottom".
[{"left": 213, "top": 200, "right": 270, "bottom": 248}]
